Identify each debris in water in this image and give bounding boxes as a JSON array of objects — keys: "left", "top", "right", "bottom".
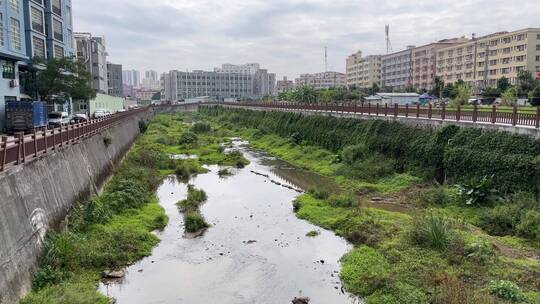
[
  {"left": 292, "top": 297, "right": 310, "bottom": 304},
  {"left": 102, "top": 269, "right": 125, "bottom": 279}
]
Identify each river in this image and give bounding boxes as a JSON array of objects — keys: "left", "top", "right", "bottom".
[{"left": 99, "top": 140, "right": 359, "bottom": 304}]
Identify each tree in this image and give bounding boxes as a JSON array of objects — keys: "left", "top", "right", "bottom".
[
  {"left": 452, "top": 83, "right": 472, "bottom": 107},
  {"left": 482, "top": 87, "right": 501, "bottom": 101},
  {"left": 529, "top": 85, "right": 540, "bottom": 106},
  {"left": 295, "top": 86, "right": 318, "bottom": 104},
  {"left": 517, "top": 71, "right": 538, "bottom": 97},
  {"left": 430, "top": 76, "right": 444, "bottom": 97},
  {"left": 442, "top": 83, "right": 458, "bottom": 99},
  {"left": 497, "top": 77, "right": 511, "bottom": 92},
  {"left": 500, "top": 86, "right": 518, "bottom": 106},
  {"left": 23, "top": 57, "right": 96, "bottom": 103}
]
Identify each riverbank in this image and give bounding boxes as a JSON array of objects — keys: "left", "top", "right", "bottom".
[{"left": 199, "top": 107, "right": 540, "bottom": 304}]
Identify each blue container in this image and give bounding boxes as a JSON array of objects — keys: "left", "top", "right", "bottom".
[{"left": 5, "top": 101, "right": 49, "bottom": 133}]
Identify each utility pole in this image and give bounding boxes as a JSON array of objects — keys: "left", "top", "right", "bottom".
[{"left": 324, "top": 46, "right": 328, "bottom": 73}]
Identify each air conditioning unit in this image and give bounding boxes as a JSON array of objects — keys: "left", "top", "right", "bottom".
[{"left": 9, "top": 79, "right": 19, "bottom": 88}]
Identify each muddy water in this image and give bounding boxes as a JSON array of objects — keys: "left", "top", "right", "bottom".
[{"left": 99, "top": 144, "right": 359, "bottom": 304}]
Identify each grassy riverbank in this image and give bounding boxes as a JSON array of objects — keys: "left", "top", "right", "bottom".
[{"left": 199, "top": 107, "right": 540, "bottom": 303}]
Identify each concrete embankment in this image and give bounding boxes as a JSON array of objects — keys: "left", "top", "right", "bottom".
[{"left": 0, "top": 111, "right": 149, "bottom": 304}]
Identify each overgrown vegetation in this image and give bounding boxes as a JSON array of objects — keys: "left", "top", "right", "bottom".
[{"left": 197, "top": 107, "right": 540, "bottom": 303}]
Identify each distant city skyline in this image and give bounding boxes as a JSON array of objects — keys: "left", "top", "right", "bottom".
[{"left": 73, "top": 0, "right": 539, "bottom": 80}]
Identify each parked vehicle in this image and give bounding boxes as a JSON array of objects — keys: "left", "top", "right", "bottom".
[
  {"left": 5, "top": 101, "right": 48, "bottom": 133},
  {"left": 93, "top": 109, "right": 107, "bottom": 118},
  {"left": 48, "top": 112, "right": 70, "bottom": 127},
  {"left": 70, "top": 114, "right": 88, "bottom": 124}
]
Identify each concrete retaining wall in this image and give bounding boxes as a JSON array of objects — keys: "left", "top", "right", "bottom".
[{"left": 0, "top": 113, "right": 147, "bottom": 304}]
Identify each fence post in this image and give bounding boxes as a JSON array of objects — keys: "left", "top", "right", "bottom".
[
  {"left": 456, "top": 105, "right": 461, "bottom": 121},
  {"left": 354, "top": 102, "right": 357, "bottom": 114},
  {"left": 376, "top": 103, "right": 380, "bottom": 116},
  {"left": 44, "top": 129, "right": 48, "bottom": 154},
  {"left": 33, "top": 128, "right": 38, "bottom": 157},
  {"left": 405, "top": 104, "right": 409, "bottom": 117},
  {"left": 512, "top": 104, "right": 518, "bottom": 126},
  {"left": 16, "top": 133, "right": 22, "bottom": 165},
  {"left": 491, "top": 105, "right": 497, "bottom": 124},
  {"left": 442, "top": 103, "right": 446, "bottom": 120},
  {"left": 536, "top": 107, "right": 540, "bottom": 128},
  {"left": 368, "top": 103, "right": 371, "bottom": 115},
  {"left": 394, "top": 103, "right": 398, "bottom": 117},
  {"left": 473, "top": 104, "right": 478, "bottom": 123},
  {"left": 360, "top": 102, "right": 364, "bottom": 115},
  {"left": 385, "top": 104, "right": 388, "bottom": 116},
  {"left": 1, "top": 136, "right": 7, "bottom": 171},
  {"left": 416, "top": 103, "right": 420, "bottom": 118},
  {"left": 428, "top": 104, "right": 433, "bottom": 119},
  {"left": 51, "top": 128, "right": 55, "bottom": 150}
]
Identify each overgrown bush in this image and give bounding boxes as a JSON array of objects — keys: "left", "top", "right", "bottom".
[
  {"left": 516, "top": 210, "right": 540, "bottom": 242},
  {"left": 341, "top": 144, "right": 367, "bottom": 164},
  {"left": 410, "top": 214, "right": 453, "bottom": 251},
  {"left": 478, "top": 204, "right": 522, "bottom": 236},
  {"left": 340, "top": 246, "right": 390, "bottom": 296},
  {"left": 174, "top": 160, "right": 206, "bottom": 179},
  {"left": 103, "top": 136, "right": 112, "bottom": 147},
  {"left": 138, "top": 120, "right": 148, "bottom": 133},
  {"left": 487, "top": 280, "right": 525, "bottom": 302},
  {"left": 366, "top": 282, "right": 429, "bottom": 304},
  {"left": 337, "top": 155, "right": 395, "bottom": 182},
  {"left": 328, "top": 193, "right": 356, "bottom": 208},
  {"left": 219, "top": 150, "right": 249, "bottom": 168},
  {"left": 179, "top": 132, "right": 198, "bottom": 145},
  {"left": 191, "top": 122, "right": 212, "bottom": 133},
  {"left": 457, "top": 175, "right": 500, "bottom": 206},
  {"left": 435, "top": 275, "right": 497, "bottom": 304},
  {"left": 184, "top": 212, "right": 209, "bottom": 233},
  {"left": 416, "top": 186, "right": 454, "bottom": 206},
  {"left": 308, "top": 189, "right": 330, "bottom": 200}
]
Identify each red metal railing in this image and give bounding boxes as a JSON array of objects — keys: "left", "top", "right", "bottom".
[
  {"left": 207, "top": 102, "right": 540, "bottom": 129},
  {"left": 0, "top": 107, "right": 149, "bottom": 172}
]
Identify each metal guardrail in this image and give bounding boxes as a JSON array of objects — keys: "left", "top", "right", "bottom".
[
  {"left": 205, "top": 102, "right": 540, "bottom": 129},
  {"left": 0, "top": 107, "right": 148, "bottom": 172}
]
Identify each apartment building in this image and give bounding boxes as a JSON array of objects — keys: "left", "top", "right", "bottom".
[
  {"left": 276, "top": 76, "right": 294, "bottom": 93},
  {"left": 346, "top": 51, "right": 382, "bottom": 89},
  {"left": 75, "top": 33, "right": 108, "bottom": 93},
  {"left": 163, "top": 64, "right": 276, "bottom": 102},
  {"left": 381, "top": 46, "right": 415, "bottom": 90},
  {"left": 123, "top": 69, "right": 140, "bottom": 88},
  {"left": 107, "top": 62, "right": 123, "bottom": 97},
  {"left": 436, "top": 28, "right": 540, "bottom": 89},
  {"left": 411, "top": 38, "right": 468, "bottom": 90},
  {"left": 295, "top": 72, "right": 346, "bottom": 89}
]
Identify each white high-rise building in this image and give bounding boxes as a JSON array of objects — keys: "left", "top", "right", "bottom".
[{"left": 123, "top": 70, "right": 141, "bottom": 88}]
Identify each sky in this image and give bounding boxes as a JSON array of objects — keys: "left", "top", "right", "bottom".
[{"left": 73, "top": 0, "right": 539, "bottom": 80}]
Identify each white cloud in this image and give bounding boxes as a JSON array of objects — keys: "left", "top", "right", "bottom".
[{"left": 72, "top": 0, "right": 540, "bottom": 79}]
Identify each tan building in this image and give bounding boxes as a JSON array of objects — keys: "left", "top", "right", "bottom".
[
  {"left": 346, "top": 51, "right": 382, "bottom": 88},
  {"left": 295, "top": 72, "right": 346, "bottom": 89},
  {"left": 436, "top": 28, "right": 540, "bottom": 89},
  {"left": 411, "top": 38, "right": 468, "bottom": 90},
  {"left": 276, "top": 76, "right": 294, "bottom": 93}
]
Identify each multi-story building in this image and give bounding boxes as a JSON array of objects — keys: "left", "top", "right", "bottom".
[
  {"left": 295, "top": 72, "right": 346, "bottom": 89},
  {"left": 276, "top": 76, "right": 294, "bottom": 93},
  {"left": 163, "top": 70, "right": 256, "bottom": 102},
  {"left": 123, "top": 69, "right": 140, "bottom": 88},
  {"left": 346, "top": 51, "right": 382, "bottom": 89},
  {"left": 142, "top": 69, "right": 160, "bottom": 90},
  {"left": 107, "top": 62, "right": 123, "bottom": 97},
  {"left": 436, "top": 28, "right": 540, "bottom": 89},
  {"left": 75, "top": 32, "right": 108, "bottom": 93},
  {"left": 411, "top": 38, "right": 468, "bottom": 90},
  {"left": 214, "top": 63, "right": 260, "bottom": 74},
  {"left": 381, "top": 46, "right": 415, "bottom": 90},
  {"left": 0, "top": 0, "right": 74, "bottom": 130},
  {"left": 145, "top": 70, "right": 158, "bottom": 81}
]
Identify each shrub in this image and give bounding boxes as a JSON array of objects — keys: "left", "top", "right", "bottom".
[
  {"left": 218, "top": 168, "right": 232, "bottom": 177},
  {"left": 464, "top": 239, "right": 496, "bottom": 265},
  {"left": 416, "top": 186, "right": 453, "bottom": 206},
  {"left": 308, "top": 189, "right": 330, "bottom": 200},
  {"left": 410, "top": 214, "right": 452, "bottom": 251},
  {"left": 516, "top": 210, "right": 540, "bottom": 242},
  {"left": 219, "top": 151, "right": 249, "bottom": 168},
  {"left": 328, "top": 193, "right": 356, "bottom": 208},
  {"left": 341, "top": 144, "right": 367, "bottom": 164},
  {"left": 292, "top": 199, "right": 301, "bottom": 213},
  {"left": 338, "top": 155, "right": 395, "bottom": 182},
  {"left": 306, "top": 230, "right": 320, "bottom": 237},
  {"left": 138, "top": 120, "right": 148, "bottom": 133},
  {"left": 177, "top": 185, "right": 207, "bottom": 212},
  {"left": 488, "top": 280, "right": 525, "bottom": 302},
  {"left": 191, "top": 122, "right": 212, "bottom": 133},
  {"left": 174, "top": 160, "right": 205, "bottom": 179},
  {"left": 435, "top": 275, "right": 497, "bottom": 304},
  {"left": 457, "top": 175, "right": 500, "bottom": 206},
  {"left": 340, "top": 246, "right": 390, "bottom": 296},
  {"left": 32, "top": 265, "right": 62, "bottom": 291},
  {"left": 184, "top": 212, "right": 209, "bottom": 233},
  {"left": 366, "top": 282, "right": 429, "bottom": 304},
  {"left": 289, "top": 132, "right": 302, "bottom": 145},
  {"left": 179, "top": 132, "right": 198, "bottom": 145},
  {"left": 478, "top": 204, "right": 522, "bottom": 236}
]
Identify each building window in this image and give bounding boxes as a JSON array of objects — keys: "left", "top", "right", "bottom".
[
  {"left": 32, "top": 36, "right": 45, "bottom": 58},
  {"left": 537, "top": 45, "right": 540, "bottom": 51},
  {"left": 52, "top": 0, "right": 61, "bottom": 16},
  {"left": 66, "top": 29, "right": 73, "bottom": 48},
  {"left": 31, "top": 6, "right": 44, "bottom": 33},
  {"left": 54, "top": 45, "right": 64, "bottom": 58},
  {"left": 10, "top": 18, "right": 21, "bottom": 50},
  {"left": 0, "top": 14, "right": 3, "bottom": 47},
  {"left": 2, "top": 61, "right": 15, "bottom": 79},
  {"left": 9, "top": 0, "right": 19, "bottom": 12},
  {"left": 66, "top": 6, "right": 72, "bottom": 27},
  {"left": 53, "top": 18, "right": 63, "bottom": 41}
]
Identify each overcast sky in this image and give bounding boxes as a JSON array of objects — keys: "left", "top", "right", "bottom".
[{"left": 73, "top": 0, "right": 539, "bottom": 80}]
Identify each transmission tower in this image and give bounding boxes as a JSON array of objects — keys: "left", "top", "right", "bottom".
[{"left": 385, "top": 25, "right": 393, "bottom": 54}]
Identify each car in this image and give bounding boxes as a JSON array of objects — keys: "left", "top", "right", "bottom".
[
  {"left": 70, "top": 114, "right": 88, "bottom": 124},
  {"left": 48, "top": 112, "right": 70, "bottom": 127},
  {"left": 93, "top": 109, "right": 107, "bottom": 118}
]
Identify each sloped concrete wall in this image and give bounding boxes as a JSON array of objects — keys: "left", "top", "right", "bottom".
[{"left": 0, "top": 113, "right": 147, "bottom": 304}]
